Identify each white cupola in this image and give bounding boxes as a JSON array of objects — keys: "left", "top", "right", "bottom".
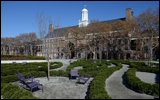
[
  {"left": 79, "top": 5, "right": 89, "bottom": 27},
  {"left": 82, "top": 8, "right": 88, "bottom": 21}
]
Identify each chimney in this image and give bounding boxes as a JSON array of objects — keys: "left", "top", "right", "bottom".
[
  {"left": 49, "top": 24, "right": 54, "bottom": 33},
  {"left": 126, "top": 8, "right": 133, "bottom": 20},
  {"left": 55, "top": 26, "right": 59, "bottom": 29}
]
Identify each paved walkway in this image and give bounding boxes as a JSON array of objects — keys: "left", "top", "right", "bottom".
[
  {"left": 10, "top": 77, "right": 93, "bottom": 99},
  {"left": 51, "top": 63, "right": 69, "bottom": 71},
  {"left": 105, "top": 64, "right": 158, "bottom": 99}
]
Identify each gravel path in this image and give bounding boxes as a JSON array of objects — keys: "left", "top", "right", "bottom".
[{"left": 105, "top": 64, "right": 157, "bottom": 99}]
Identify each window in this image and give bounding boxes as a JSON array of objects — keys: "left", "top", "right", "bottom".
[
  {"left": 128, "top": 46, "right": 130, "bottom": 50},
  {"left": 115, "top": 46, "right": 118, "bottom": 51},
  {"left": 110, "top": 34, "right": 113, "bottom": 37},
  {"left": 121, "top": 46, "right": 125, "bottom": 50},
  {"left": 58, "top": 47, "right": 59, "bottom": 52},
  {"left": 144, "top": 53, "right": 147, "bottom": 58},
  {"left": 110, "top": 40, "right": 113, "bottom": 44},
  {"left": 116, "top": 39, "right": 119, "bottom": 44},
  {"left": 121, "top": 39, "right": 124, "bottom": 44},
  {"left": 128, "top": 40, "right": 130, "bottom": 44},
  {"left": 144, "top": 46, "right": 148, "bottom": 52},
  {"left": 110, "top": 47, "right": 113, "bottom": 51},
  {"left": 104, "top": 47, "right": 107, "bottom": 51}
]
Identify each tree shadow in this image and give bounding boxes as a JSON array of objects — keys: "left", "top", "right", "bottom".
[
  {"left": 121, "top": 65, "right": 137, "bottom": 92},
  {"left": 23, "top": 86, "right": 42, "bottom": 93},
  {"left": 122, "top": 72, "right": 131, "bottom": 89},
  {"left": 84, "top": 80, "right": 92, "bottom": 99},
  {"left": 155, "top": 74, "right": 159, "bottom": 84}
]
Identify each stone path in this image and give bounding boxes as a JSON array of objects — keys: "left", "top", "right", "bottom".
[
  {"left": 10, "top": 77, "right": 93, "bottom": 99},
  {"left": 105, "top": 64, "right": 157, "bottom": 99},
  {"left": 50, "top": 63, "right": 69, "bottom": 71}
]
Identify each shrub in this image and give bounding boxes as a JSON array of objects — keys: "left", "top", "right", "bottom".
[
  {"left": 1, "top": 84, "right": 15, "bottom": 95},
  {"left": 1, "top": 83, "right": 8, "bottom": 90},
  {"left": 87, "top": 61, "right": 123, "bottom": 99},
  {"left": 125, "top": 68, "right": 159, "bottom": 96},
  {"left": 3, "top": 87, "right": 20, "bottom": 99},
  {"left": 19, "top": 96, "right": 40, "bottom": 99},
  {"left": 10, "top": 89, "right": 33, "bottom": 99}
]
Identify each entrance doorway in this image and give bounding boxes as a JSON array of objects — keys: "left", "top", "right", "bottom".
[
  {"left": 126, "top": 53, "right": 130, "bottom": 60},
  {"left": 69, "top": 42, "right": 75, "bottom": 59}
]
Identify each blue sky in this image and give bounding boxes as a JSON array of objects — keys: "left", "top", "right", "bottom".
[{"left": 1, "top": 1, "right": 159, "bottom": 38}]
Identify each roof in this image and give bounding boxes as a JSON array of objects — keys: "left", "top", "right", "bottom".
[
  {"left": 44, "top": 17, "right": 126, "bottom": 39},
  {"left": 100, "top": 17, "right": 126, "bottom": 24},
  {"left": 44, "top": 25, "right": 78, "bottom": 39},
  {"left": 82, "top": 8, "right": 88, "bottom": 12}
]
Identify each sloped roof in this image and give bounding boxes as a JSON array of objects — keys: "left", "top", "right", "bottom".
[
  {"left": 44, "top": 25, "right": 78, "bottom": 39},
  {"left": 44, "top": 17, "right": 126, "bottom": 39},
  {"left": 100, "top": 17, "right": 126, "bottom": 24}
]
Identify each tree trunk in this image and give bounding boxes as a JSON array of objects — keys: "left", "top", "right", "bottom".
[
  {"left": 48, "top": 60, "right": 50, "bottom": 81},
  {"left": 93, "top": 52, "right": 96, "bottom": 60}
]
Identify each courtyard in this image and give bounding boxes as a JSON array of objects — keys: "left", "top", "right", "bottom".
[{"left": 1, "top": 59, "right": 159, "bottom": 99}]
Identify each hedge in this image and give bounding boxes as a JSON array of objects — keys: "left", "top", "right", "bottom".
[
  {"left": 1, "top": 82, "right": 40, "bottom": 99},
  {"left": 1, "top": 62, "right": 63, "bottom": 76},
  {"left": 125, "top": 68, "right": 159, "bottom": 96},
  {"left": 2, "top": 60, "right": 158, "bottom": 99},
  {"left": 1, "top": 55, "right": 45, "bottom": 60},
  {"left": 10, "top": 89, "right": 35, "bottom": 99},
  {"left": 87, "top": 61, "right": 122, "bottom": 99},
  {"left": 130, "top": 62, "right": 159, "bottom": 74}
]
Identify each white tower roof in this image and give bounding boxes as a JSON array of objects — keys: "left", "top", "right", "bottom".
[{"left": 82, "top": 8, "right": 88, "bottom": 12}]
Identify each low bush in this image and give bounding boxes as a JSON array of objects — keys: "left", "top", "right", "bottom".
[
  {"left": 19, "top": 96, "right": 40, "bottom": 99},
  {"left": 1, "top": 55, "right": 45, "bottom": 60},
  {"left": 130, "top": 62, "right": 159, "bottom": 73},
  {"left": 87, "top": 61, "right": 123, "bottom": 99},
  {"left": 1, "top": 84, "right": 19, "bottom": 95},
  {"left": 125, "top": 68, "right": 159, "bottom": 96},
  {"left": 10, "top": 89, "right": 34, "bottom": 99},
  {"left": 3, "top": 87, "right": 20, "bottom": 99}
]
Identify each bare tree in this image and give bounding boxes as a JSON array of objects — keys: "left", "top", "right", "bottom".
[
  {"left": 35, "top": 11, "right": 51, "bottom": 81},
  {"left": 1, "top": 38, "right": 7, "bottom": 55},
  {"left": 135, "top": 7, "right": 159, "bottom": 64},
  {"left": 111, "top": 19, "right": 135, "bottom": 60}
]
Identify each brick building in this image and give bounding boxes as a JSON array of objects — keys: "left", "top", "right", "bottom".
[{"left": 37, "top": 7, "right": 159, "bottom": 60}]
